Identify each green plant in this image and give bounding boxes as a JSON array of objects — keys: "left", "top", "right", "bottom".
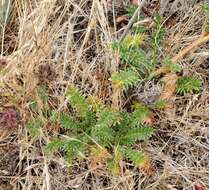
[
  {"left": 26, "top": 118, "right": 44, "bottom": 138},
  {"left": 37, "top": 85, "right": 49, "bottom": 104},
  {"left": 163, "top": 58, "right": 182, "bottom": 73},
  {"left": 176, "top": 76, "right": 202, "bottom": 94},
  {"left": 45, "top": 86, "right": 154, "bottom": 174},
  {"left": 107, "top": 147, "right": 123, "bottom": 175},
  {"left": 111, "top": 13, "right": 167, "bottom": 90},
  {"left": 152, "top": 13, "right": 166, "bottom": 51},
  {"left": 111, "top": 12, "right": 202, "bottom": 99},
  {"left": 202, "top": 2, "right": 209, "bottom": 31},
  {"left": 153, "top": 100, "right": 167, "bottom": 109},
  {"left": 111, "top": 69, "right": 140, "bottom": 89},
  {"left": 123, "top": 147, "right": 147, "bottom": 167},
  {"left": 122, "top": 34, "right": 144, "bottom": 48},
  {"left": 66, "top": 86, "right": 89, "bottom": 117},
  {"left": 112, "top": 34, "right": 154, "bottom": 80},
  {"left": 126, "top": 5, "right": 140, "bottom": 18},
  {"left": 203, "top": 2, "right": 209, "bottom": 12}
]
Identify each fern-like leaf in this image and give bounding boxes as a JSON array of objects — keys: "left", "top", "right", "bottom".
[
  {"left": 163, "top": 58, "right": 182, "bottom": 72},
  {"left": 26, "top": 118, "right": 43, "bottom": 138},
  {"left": 119, "top": 127, "right": 154, "bottom": 145},
  {"left": 92, "top": 107, "right": 120, "bottom": 146},
  {"left": 111, "top": 69, "right": 140, "bottom": 89},
  {"left": 91, "top": 125, "right": 115, "bottom": 147},
  {"left": 108, "top": 147, "right": 123, "bottom": 176},
  {"left": 59, "top": 112, "right": 81, "bottom": 129},
  {"left": 130, "top": 103, "right": 150, "bottom": 125},
  {"left": 97, "top": 108, "right": 121, "bottom": 128},
  {"left": 176, "top": 76, "right": 202, "bottom": 95},
  {"left": 45, "top": 139, "right": 64, "bottom": 153},
  {"left": 63, "top": 139, "right": 86, "bottom": 164},
  {"left": 66, "top": 86, "right": 89, "bottom": 117},
  {"left": 123, "top": 148, "right": 146, "bottom": 167},
  {"left": 80, "top": 111, "right": 97, "bottom": 130},
  {"left": 112, "top": 39, "right": 153, "bottom": 75}
]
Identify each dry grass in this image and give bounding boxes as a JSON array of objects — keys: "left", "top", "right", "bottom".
[{"left": 0, "top": 0, "right": 209, "bottom": 189}]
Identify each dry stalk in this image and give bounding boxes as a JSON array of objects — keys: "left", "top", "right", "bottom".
[{"left": 171, "top": 33, "right": 209, "bottom": 63}]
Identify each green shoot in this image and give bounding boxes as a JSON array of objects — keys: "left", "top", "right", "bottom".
[
  {"left": 152, "top": 13, "right": 166, "bottom": 52},
  {"left": 176, "top": 76, "right": 202, "bottom": 95}
]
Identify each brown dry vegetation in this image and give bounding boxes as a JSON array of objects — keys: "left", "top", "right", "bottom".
[{"left": 0, "top": 0, "right": 209, "bottom": 189}]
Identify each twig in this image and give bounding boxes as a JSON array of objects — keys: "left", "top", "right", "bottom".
[{"left": 119, "top": 0, "right": 146, "bottom": 42}]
